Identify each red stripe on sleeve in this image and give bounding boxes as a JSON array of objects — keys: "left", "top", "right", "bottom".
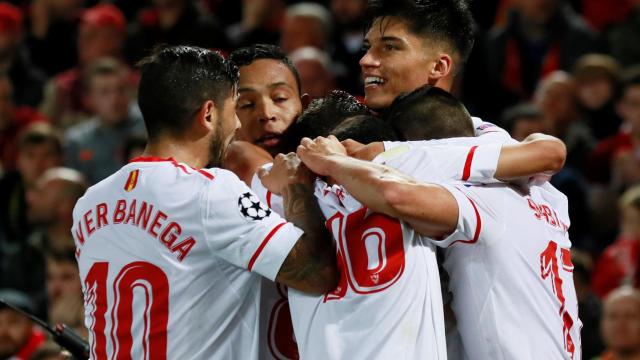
[
  {"left": 248, "top": 222, "right": 288, "bottom": 271},
  {"left": 462, "top": 146, "right": 478, "bottom": 181},
  {"left": 449, "top": 195, "right": 482, "bottom": 246}
]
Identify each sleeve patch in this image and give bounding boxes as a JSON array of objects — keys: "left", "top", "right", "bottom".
[{"left": 238, "top": 192, "right": 272, "bottom": 221}]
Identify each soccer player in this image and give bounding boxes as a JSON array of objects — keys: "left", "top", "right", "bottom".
[
  {"left": 71, "top": 46, "right": 337, "bottom": 359},
  {"left": 258, "top": 88, "right": 568, "bottom": 359},
  {"left": 296, "top": 86, "right": 581, "bottom": 359}
]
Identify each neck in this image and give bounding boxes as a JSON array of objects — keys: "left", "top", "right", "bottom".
[{"left": 142, "top": 135, "right": 210, "bottom": 169}]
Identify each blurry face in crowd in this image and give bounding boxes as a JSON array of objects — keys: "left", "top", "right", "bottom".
[
  {"left": 45, "top": 0, "right": 83, "bottom": 18},
  {"left": 17, "top": 142, "right": 62, "bottom": 187},
  {"left": 514, "top": 0, "right": 559, "bottom": 25},
  {"left": 46, "top": 258, "right": 82, "bottom": 306},
  {"left": 78, "top": 24, "right": 124, "bottom": 66},
  {"left": 618, "top": 85, "right": 640, "bottom": 132},
  {"left": 511, "top": 117, "right": 546, "bottom": 141},
  {"left": 0, "top": 309, "right": 32, "bottom": 359},
  {"left": 236, "top": 59, "right": 302, "bottom": 155},
  {"left": 87, "top": 72, "right": 131, "bottom": 125},
  {"left": 0, "top": 30, "right": 20, "bottom": 61},
  {"left": 294, "top": 58, "right": 334, "bottom": 100},
  {"left": 281, "top": 16, "right": 326, "bottom": 53},
  {"left": 621, "top": 204, "right": 640, "bottom": 239},
  {"left": 26, "top": 177, "right": 63, "bottom": 226},
  {"left": 360, "top": 17, "right": 438, "bottom": 110},
  {"left": 602, "top": 292, "right": 640, "bottom": 354},
  {"left": 535, "top": 77, "right": 578, "bottom": 128},
  {"left": 331, "top": 0, "right": 366, "bottom": 26},
  {"left": 576, "top": 76, "right": 614, "bottom": 110},
  {"left": 0, "top": 77, "right": 14, "bottom": 130},
  {"left": 209, "top": 91, "right": 241, "bottom": 167}
]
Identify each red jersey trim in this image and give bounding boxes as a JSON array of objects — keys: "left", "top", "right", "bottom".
[
  {"left": 266, "top": 191, "right": 273, "bottom": 208},
  {"left": 462, "top": 146, "right": 478, "bottom": 181},
  {"left": 129, "top": 156, "right": 214, "bottom": 180},
  {"left": 449, "top": 194, "right": 482, "bottom": 246},
  {"left": 248, "top": 221, "right": 288, "bottom": 271}
]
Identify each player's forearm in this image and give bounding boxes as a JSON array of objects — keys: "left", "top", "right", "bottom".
[
  {"left": 495, "top": 135, "right": 566, "bottom": 180},
  {"left": 325, "top": 155, "right": 458, "bottom": 238},
  {"left": 277, "top": 183, "right": 338, "bottom": 294}
]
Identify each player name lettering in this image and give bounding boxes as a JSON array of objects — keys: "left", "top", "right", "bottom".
[
  {"left": 526, "top": 197, "right": 569, "bottom": 232},
  {"left": 74, "top": 198, "right": 196, "bottom": 262}
]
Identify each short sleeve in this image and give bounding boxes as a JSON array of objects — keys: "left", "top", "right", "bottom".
[
  {"left": 202, "top": 170, "right": 301, "bottom": 280},
  {"left": 376, "top": 143, "right": 503, "bottom": 184},
  {"left": 432, "top": 184, "right": 484, "bottom": 248},
  {"left": 250, "top": 163, "right": 285, "bottom": 217}
]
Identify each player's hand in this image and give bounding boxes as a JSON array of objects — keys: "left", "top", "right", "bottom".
[
  {"left": 343, "top": 140, "right": 384, "bottom": 161},
  {"left": 297, "top": 136, "right": 347, "bottom": 175},
  {"left": 258, "top": 152, "right": 314, "bottom": 195}
]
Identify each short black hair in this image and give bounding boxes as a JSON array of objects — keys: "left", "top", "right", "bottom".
[
  {"left": 137, "top": 46, "right": 239, "bottom": 140},
  {"left": 386, "top": 84, "right": 474, "bottom": 140},
  {"left": 331, "top": 114, "right": 399, "bottom": 143},
  {"left": 279, "top": 90, "right": 368, "bottom": 152},
  {"left": 366, "top": 0, "right": 476, "bottom": 66},
  {"left": 229, "top": 44, "right": 302, "bottom": 94}
]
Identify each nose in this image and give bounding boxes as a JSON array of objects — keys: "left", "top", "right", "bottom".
[
  {"left": 359, "top": 49, "right": 380, "bottom": 69},
  {"left": 256, "top": 99, "right": 277, "bottom": 124},
  {"left": 234, "top": 113, "right": 241, "bottom": 131}
]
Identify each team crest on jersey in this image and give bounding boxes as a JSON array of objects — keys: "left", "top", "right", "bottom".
[
  {"left": 124, "top": 170, "right": 139, "bottom": 192},
  {"left": 238, "top": 192, "right": 271, "bottom": 221}
]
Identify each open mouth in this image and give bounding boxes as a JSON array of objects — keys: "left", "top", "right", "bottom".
[
  {"left": 255, "top": 133, "right": 282, "bottom": 148},
  {"left": 364, "top": 76, "right": 386, "bottom": 88}
]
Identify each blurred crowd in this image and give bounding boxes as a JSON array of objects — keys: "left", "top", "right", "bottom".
[{"left": 0, "top": 0, "right": 639, "bottom": 359}]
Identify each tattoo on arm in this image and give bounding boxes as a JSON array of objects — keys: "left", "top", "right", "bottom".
[{"left": 276, "top": 183, "right": 337, "bottom": 294}]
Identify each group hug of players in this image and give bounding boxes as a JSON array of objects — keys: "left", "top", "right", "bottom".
[{"left": 70, "top": 1, "right": 581, "bottom": 359}]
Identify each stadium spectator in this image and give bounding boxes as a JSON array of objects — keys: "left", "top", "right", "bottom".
[
  {"left": 289, "top": 46, "right": 336, "bottom": 100},
  {"left": 125, "top": 0, "right": 229, "bottom": 64},
  {"left": 25, "top": 167, "right": 87, "bottom": 253},
  {"left": 0, "top": 73, "right": 48, "bottom": 172},
  {"left": 501, "top": 102, "right": 546, "bottom": 141},
  {"left": 589, "top": 68, "right": 640, "bottom": 185},
  {"left": 280, "top": 2, "right": 332, "bottom": 54},
  {"left": 573, "top": 54, "right": 623, "bottom": 140},
  {"left": 0, "top": 3, "right": 46, "bottom": 108},
  {"left": 26, "top": 0, "right": 83, "bottom": 76},
  {"left": 39, "top": 4, "right": 136, "bottom": 129},
  {"left": 0, "top": 289, "right": 46, "bottom": 360},
  {"left": 224, "top": 0, "right": 286, "bottom": 48},
  {"left": 534, "top": 70, "right": 596, "bottom": 172},
  {"left": 608, "top": 0, "right": 640, "bottom": 67},
  {"left": 45, "top": 249, "right": 85, "bottom": 338},
  {"left": 592, "top": 185, "right": 640, "bottom": 298},
  {"left": 229, "top": 44, "right": 305, "bottom": 156},
  {"left": 484, "top": 0, "right": 600, "bottom": 114},
  {"left": 329, "top": 0, "right": 367, "bottom": 95},
  {"left": 64, "top": 58, "right": 145, "bottom": 184},
  {"left": 597, "top": 287, "right": 640, "bottom": 360},
  {"left": 27, "top": 341, "right": 70, "bottom": 360}
]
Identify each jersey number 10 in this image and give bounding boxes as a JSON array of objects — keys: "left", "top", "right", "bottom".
[{"left": 85, "top": 261, "right": 169, "bottom": 360}]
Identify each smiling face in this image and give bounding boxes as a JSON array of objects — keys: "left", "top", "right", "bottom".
[
  {"left": 360, "top": 17, "right": 440, "bottom": 110},
  {"left": 236, "top": 59, "right": 303, "bottom": 155}
]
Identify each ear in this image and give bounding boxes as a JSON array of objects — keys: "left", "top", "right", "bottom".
[
  {"left": 429, "top": 54, "right": 453, "bottom": 80},
  {"left": 198, "top": 100, "right": 216, "bottom": 132},
  {"left": 301, "top": 93, "right": 312, "bottom": 110}
]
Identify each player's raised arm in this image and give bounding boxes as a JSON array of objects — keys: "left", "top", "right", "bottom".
[
  {"left": 297, "top": 136, "right": 459, "bottom": 238},
  {"left": 494, "top": 133, "right": 566, "bottom": 181},
  {"left": 258, "top": 153, "right": 338, "bottom": 294}
]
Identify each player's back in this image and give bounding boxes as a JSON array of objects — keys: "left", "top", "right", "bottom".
[
  {"left": 441, "top": 183, "right": 581, "bottom": 360},
  {"left": 287, "top": 181, "right": 446, "bottom": 360},
  {"left": 73, "top": 158, "right": 284, "bottom": 359}
]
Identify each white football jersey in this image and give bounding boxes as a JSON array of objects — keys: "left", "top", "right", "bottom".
[
  {"left": 382, "top": 145, "right": 582, "bottom": 359},
  {"left": 253, "top": 140, "right": 505, "bottom": 360},
  {"left": 72, "top": 157, "right": 303, "bottom": 360}
]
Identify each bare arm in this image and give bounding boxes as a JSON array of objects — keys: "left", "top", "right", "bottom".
[
  {"left": 259, "top": 153, "right": 338, "bottom": 294},
  {"left": 495, "top": 133, "right": 566, "bottom": 181},
  {"left": 297, "top": 137, "right": 459, "bottom": 238}
]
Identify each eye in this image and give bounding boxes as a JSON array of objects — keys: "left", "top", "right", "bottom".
[
  {"left": 383, "top": 44, "right": 398, "bottom": 51},
  {"left": 238, "top": 101, "right": 254, "bottom": 110},
  {"left": 273, "top": 96, "right": 288, "bottom": 103}
]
